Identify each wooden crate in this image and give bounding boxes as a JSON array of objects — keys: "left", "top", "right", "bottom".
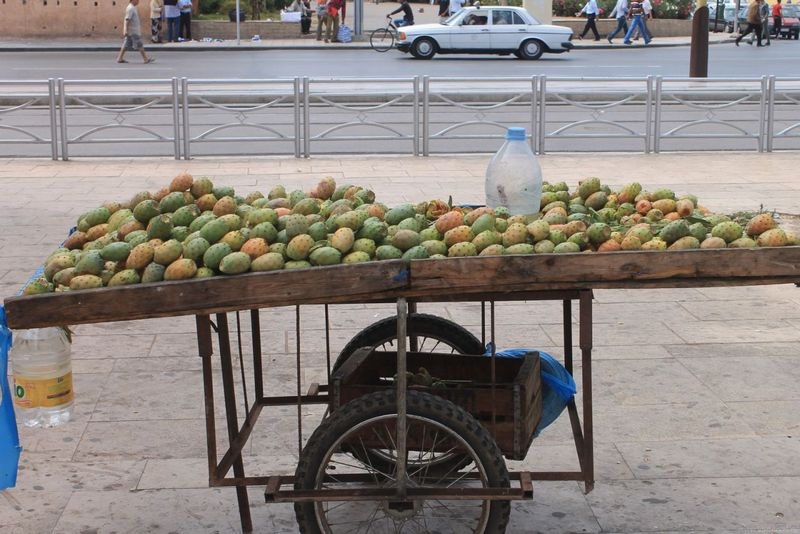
[{"left": 331, "top": 348, "right": 542, "bottom": 460}]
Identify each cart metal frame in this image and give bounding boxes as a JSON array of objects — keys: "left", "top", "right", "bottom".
[{"left": 195, "top": 289, "right": 595, "bottom": 533}]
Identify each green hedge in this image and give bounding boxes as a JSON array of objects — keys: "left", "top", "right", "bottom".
[{"left": 553, "top": 0, "right": 693, "bottom": 19}]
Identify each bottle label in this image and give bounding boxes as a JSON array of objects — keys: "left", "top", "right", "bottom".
[{"left": 13, "top": 372, "right": 74, "bottom": 409}]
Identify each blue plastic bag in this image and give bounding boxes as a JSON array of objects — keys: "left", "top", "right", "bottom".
[
  {"left": 484, "top": 344, "right": 576, "bottom": 436},
  {"left": 337, "top": 24, "right": 352, "bottom": 43},
  {"left": 1, "top": 305, "right": 22, "bottom": 490}
]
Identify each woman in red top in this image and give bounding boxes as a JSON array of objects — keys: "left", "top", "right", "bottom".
[{"left": 772, "top": 0, "right": 782, "bottom": 37}]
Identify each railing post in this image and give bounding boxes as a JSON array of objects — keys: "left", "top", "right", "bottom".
[
  {"left": 531, "top": 76, "right": 538, "bottom": 155},
  {"left": 537, "top": 76, "right": 546, "bottom": 155},
  {"left": 172, "top": 77, "right": 181, "bottom": 160},
  {"left": 48, "top": 78, "right": 58, "bottom": 161},
  {"left": 294, "top": 77, "right": 302, "bottom": 158},
  {"left": 764, "top": 75, "right": 775, "bottom": 153},
  {"left": 181, "top": 77, "right": 190, "bottom": 160},
  {"left": 303, "top": 77, "right": 310, "bottom": 158},
  {"left": 645, "top": 75, "right": 654, "bottom": 154},
  {"left": 422, "top": 76, "right": 430, "bottom": 157},
  {"left": 413, "top": 75, "right": 420, "bottom": 157},
  {"left": 652, "top": 76, "right": 662, "bottom": 154},
  {"left": 58, "top": 78, "right": 68, "bottom": 161}
]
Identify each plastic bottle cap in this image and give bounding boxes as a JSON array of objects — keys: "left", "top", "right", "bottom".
[{"left": 506, "top": 127, "right": 526, "bottom": 141}]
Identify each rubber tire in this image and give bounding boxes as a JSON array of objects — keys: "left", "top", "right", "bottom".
[
  {"left": 370, "top": 27, "right": 394, "bottom": 52},
  {"left": 294, "top": 389, "right": 511, "bottom": 534},
  {"left": 334, "top": 313, "right": 485, "bottom": 372},
  {"left": 518, "top": 39, "right": 544, "bottom": 60},
  {"left": 410, "top": 37, "right": 437, "bottom": 59}
]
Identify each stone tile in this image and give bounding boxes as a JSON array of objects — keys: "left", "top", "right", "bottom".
[
  {"left": 664, "top": 341, "right": 800, "bottom": 359},
  {"left": 728, "top": 400, "right": 800, "bottom": 435},
  {"left": 0, "top": 489, "right": 72, "bottom": 534},
  {"left": 666, "top": 319, "right": 800, "bottom": 344},
  {"left": 678, "top": 298, "right": 800, "bottom": 321},
  {"left": 593, "top": 402, "right": 757, "bottom": 443},
  {"left": 507, "top": 442, "right": 635, "bottom": 482},
  {"left": 679, "top": 355, "right": 800, "bottom": 402},
  {"left": 587, "top": 477, "right": 800, "bottom": 532},
  {"left": 614, "top": 436, "right": 800, "bottom": 479},
  {"left": 70, "top": 332, "right": 155, "bottom": 360},
  {"left": 506, "top": 482, "right": 600, "bottom": 533},
  {"left": 74, "top": 419, "right": 209, "bottom": 461},
  {"left": 592, "top": 359, "right": 718, "bottom": 407},
  {"left": 14, "top": 456, "right": 145, "bottom": 492},
  {"left": 543, "top": 319, "right": 684, "bottom": 348},
  {"left": 16, "top": 421, "right": 88, "bottom": 462},
  {"left": 91, "top": 371, "right": 206, "bottom": 421},
  {"left": 592, "top": 287, "right": 708, "bottom": 304}
]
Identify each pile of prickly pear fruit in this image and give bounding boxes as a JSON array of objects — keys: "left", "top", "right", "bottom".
[{"left": 22, "top": 173, "right": 798, "bottom": 294}]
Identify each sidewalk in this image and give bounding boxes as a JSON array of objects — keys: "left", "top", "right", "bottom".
[
  {"left": 1, "top": 152, "right": 800, "bottom": 533},
  {"left": 0, "top": 2, "right": 734, "bottom": 52}
]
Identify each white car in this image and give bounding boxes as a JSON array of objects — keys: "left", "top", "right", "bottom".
[{"left": 395, "top": 6, "right": 574, "bottom": 60}]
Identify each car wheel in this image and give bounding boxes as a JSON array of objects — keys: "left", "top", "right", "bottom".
[
  {"left": 410, "top": 37, "right": 437, "bottom": 59},
  {"left": 518, "top": 39, "right": 544, "bottom": 60}
]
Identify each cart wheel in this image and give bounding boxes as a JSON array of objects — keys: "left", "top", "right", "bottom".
[
  {"left": 334, "top": 313, "right": 484, "bottom": 372},
  {"left": 294, "top": 389, "right": 511, "bottom": 533}
]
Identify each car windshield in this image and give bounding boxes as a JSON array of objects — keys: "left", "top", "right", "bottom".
[{"left": 784, "top": 5, "right": 798, "bottom": 17}]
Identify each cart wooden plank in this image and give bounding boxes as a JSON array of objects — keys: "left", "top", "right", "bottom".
[
  {"left": 406, "top": 247, "right": 800, "bottom": 297},
  {"left": 3, "top": 260, "right": 409, "bottom": 329},
  {"left": 4, "top": 247, "right": 800, "bottom": 330}
]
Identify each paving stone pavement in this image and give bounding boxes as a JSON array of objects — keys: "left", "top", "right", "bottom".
[{"left": 1, "top": 152, "right": 800, "bottom": 533}]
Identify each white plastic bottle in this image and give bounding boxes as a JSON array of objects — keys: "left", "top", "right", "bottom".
[
  {"left": 11, "top": 327, "right": 74, "bottom": 428},
  {"left": 485, "top": 127, "right": 543, "bottom": 216}
]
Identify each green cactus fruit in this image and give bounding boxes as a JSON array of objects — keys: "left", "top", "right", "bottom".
[
  {"left": 281, "top": 214, "right": 310, "bottom": 239},
  {"left": 124, "top": 230, "right": 149, "bottom": 248},
  {"left": 190, "top": 176, "right": 214, "bottom": 198},
  {"left": 284, "top": 260, "right": 312, "bottom": 269},
  {"left": 658, "top": 219, "right": 691, "bottom": 244},
  {"left": 107, "top": 208, "right": 134, "bottom": 232},
  {"left": 668, "top": 236, "right": 700, "bottom": 250},
  {"left": 418, "top": 225, "right": 442, "bottom": 242},
  {"left": 534, "top": 240, "right": 556, "bottom": 254},
  {"left": 567, "top": 232, "right": 589, "bottom": 250},
  {"left": 269, "top": 242, "right": 287, "bottom": 256},
  {"left": 158, "top": 191, "right": 187, "bottom": 214},
  {"left": 182, "top": 237, "right": 210, "bottom": 262},
  {"left": 286, "top": 234, "right": 316, "bottom": 261},
  {"left": 479, "top": 244, "right": 505, "bottom": 256},
  {"left": 108, "top": 269, "right": 141, "bottom": 286},
  {"left": 69, "top": 274, "right": 104, "bottom": 290},
  {"left": 141, "top": 262, "right": 166, "bottom": 283},
  {"left": 700, "top": 236, "right": 728, "bottom": 249},
  {"left": 79, "top": 206, "right": 112, "bottom": 229},
  {"left": 100, "top": 242, "right": 132, "bottom": 263},
  {"left": 251, "top": 252, "right": 285, "bottom": 272},
  {"left": 44, "top": 253, "right": 76, "bottom": 281},
  {"left": 74, "top": 251, "right": 105, "bottom": 276},
  {"left": 292, "top": 197, "right": 321, "bottom": 216},
  {"left": 577, "top": 177, "right": 601, "bottom": 200},
  {"left": 307, "top": 221, "right": 328, "bottom": 242},
  {"left": 220, "top": 229, "right": 249, "bottom": 251},
  {"left": 133, "top": 199, "right": 161, "bottom": 223},
  {"left": 217, "top": 252, "right": 251, "bottom": 275},
  {"left": 309, "top": 246, "right": 342, "bottom": 266},
  {"left": 194, "top": 266, "right": 215, "bottom": 278},
  {"left": 728, "top": 236, "right": 757, "bottom": 248},
  {"left": 352, "top": 238, "right": 377, "bottom": 257},
  {"left": 651, "top": 188, "right": 675, "bottom": 201},
  {"left": 212, "top": 185, "right": 235, "bottom": 199},
  {"left": 584, "top": 191, "right": 609, "bottom": 211},
  {"left": 421, "top": 239, "right": 447, "bottom": 256},
  {"left": 471, "top": 230, "right": 501, "bottom": 253},
  {"left": 688, "top": 222, "right": 708, "bottom": 243},
  {"left": 330, "top": 227, "right": 355, "bottom": 253},
  {"left": 188, "top": 212, "right": 216, "bottom": 233},
  {"left": 198, "top": 218, "right": 228, "bottom": 244},
  {"left": 554, "top": 241, "right": 581, "bottom": 253},
  {"left": 267, "top": 184, "right": 286, "bottom": 200},
  {"left": 375, "top": 245, "right": 403, "bottom": 260},
  {"left": 397, "top": 217, "right": 421, "bottom": 232},
  {"left": 343, "top": 251, "right": 371, "bottom": 264},
  {"left": 203, "top": 242, "right": 233, "bottom": 270},
  {"left": 471, "top": 213, "right": 496, "bottom": 235},
  {"left": 711, "top": 221, "right": 743, "bottom": 243},
  {"left": 251, "top": 222, "right": 279, "bottom": 244},
  {"left": 147, "top": 214, "right": 174, "bottom": 241},
  {"left": 385, "top": 204, "right": 417, "bottom": 226},
  {"left": 641, "top": 237, "right": 668, "bottom": 250},
  {"left": 447, "top": 242, "right": 478, "bottom": 257},
  {"left": 401, "top": 245, "right": 430, "bottom": 261},
  {"left": 501, "top": 223, "right": 528, "bottom": 247},
  {"left": 587, "top": 223, "right": 612, "bottom": 246},
  {"left": 358, "top": 220, "right": 389, "bottom": 242},
  {"left": 247, "top": 208, "right": 279, "bottom": 228},
  {"left": 171, "top": 204, "right": 200, "bottom": 227},
  {"left": 391, "top": 229, "right": 422, "bottom": 251},
  {"left": 505, "top": 243, "right": 535, "bottom": 255}
]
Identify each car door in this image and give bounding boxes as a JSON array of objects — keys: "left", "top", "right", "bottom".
[
  {"left": 448, "top": 10, "right": 491, "bottom": 51},
  {"left": 488, "top": 9, "right": 528, "bottom": 51}
]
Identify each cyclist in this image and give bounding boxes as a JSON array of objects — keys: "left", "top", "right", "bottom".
[{"left": 388, "top": 0, "right": 414, "bottom": 27}]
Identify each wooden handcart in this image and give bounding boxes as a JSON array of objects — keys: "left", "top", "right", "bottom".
[{"left": 5, "top": 248, "right": 799, "bottom": 533}]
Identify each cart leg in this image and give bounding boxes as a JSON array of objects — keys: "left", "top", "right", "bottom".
[
  {"left": 579, "top": 290, "right": 594, "bottom": 493},
  {"left": 216, "top": 313, "right": 254, "bottom": 533}
]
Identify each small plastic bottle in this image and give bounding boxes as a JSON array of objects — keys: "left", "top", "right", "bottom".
[
  {"left": 11, "top": 327, "right": 74, "bottom": 428},
  {"left": 485, "top": 127, "right": 543, "bottom": 216}
]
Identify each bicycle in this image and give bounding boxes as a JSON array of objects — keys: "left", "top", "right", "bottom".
[{"left": 370, "top": 16, "right": 399, "bottom": 52}]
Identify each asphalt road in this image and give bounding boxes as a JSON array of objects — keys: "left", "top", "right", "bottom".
[{"left": 1, "top": 41, "right": 800, "bottom": 80}]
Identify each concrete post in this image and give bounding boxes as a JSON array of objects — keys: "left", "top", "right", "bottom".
[{"left": 690, "top": 0, "right": 709, "bottom": 77}]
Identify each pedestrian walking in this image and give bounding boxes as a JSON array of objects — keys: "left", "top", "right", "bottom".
[
  {"left": 438, "top": 0, "right": 450, "bottom": 20},
  {"left": 448, "top": 0, "right": 464, "bottom": 16},
  {"left": 575, "top": 0, "right": 601, "bottom": 41},
  {"left": 606, "top": 0, "right": 629, "bottom": 43},
  {"left": 748, "top": 0, "right": 770, "bottom": 44},
  {"left": 116, "top": 0, "right": 156, "bottom": 64},
  {"left": 736, "top": 0, "right": 765, "bottom": 46},
  {"left": 149, "top": 0, "right": 163, "bottom": 43},
  {"left": 772, "top": 0, "right": 783, "bottom": 37},
  {"left": 623, "top": 0, "right": 651, "bottom": 44},
  {"left": 631, "top": 0, "right": 652, "bottom": 41}
]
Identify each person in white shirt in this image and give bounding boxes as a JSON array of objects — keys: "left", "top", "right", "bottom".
[
  {"left": 575, "top": 0, "right": 601, "bottom": 40},
  {"left": 606, "top": 0, "right": 628, "bottom": 43},
  {"left": 449, "top": 0, "right": 464, "bottom": 16},
  {"left": 116, "top": 0, "right": 155, "bottom": 63},
  {"left": 631, "top": 0, "right": 653, "bottom": 41},
  {"left": 177, "top": 0, "right": 192, "bottom": 41},
  {"left": 163, "top": 0, "right": 180, "bottom": 42}
]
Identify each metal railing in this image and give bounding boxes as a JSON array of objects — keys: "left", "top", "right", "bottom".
[{"left": 0, "top": 75, "right": 798, "bottom": 160}]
